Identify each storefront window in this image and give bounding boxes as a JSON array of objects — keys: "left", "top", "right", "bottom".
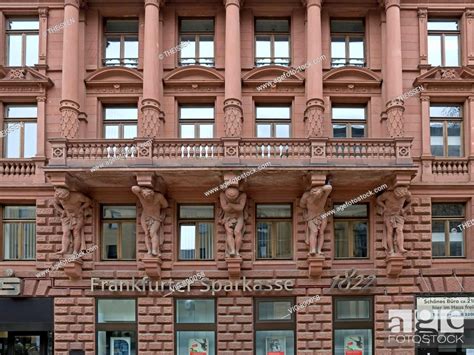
[
  {"left": 334, "top": 297, "right": 373, "bottom": 355},
  {"left": 175, "top": 299, "right": 216, "bottom": 355},
  {"left": 255, "top": 298, "right": 295, "bottom": 355},
  {"left": 96, "top": 299, "right": 136, "bottom": 355}
]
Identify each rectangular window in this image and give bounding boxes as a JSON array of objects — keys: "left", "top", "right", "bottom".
[
  {"left": 175, "top": 299, "right": 216, "bottom": 355},
  {"left": 103, "top": 106, "right": 138, "bottom": 139},
  {"left": 431, "top": 203, "right": 464, "bottom": 257},
  {"left": 6, "top": 18, "right": 39, "bottom": 67},
  {"left": 332, "top": 105, "right": 366, "bottom": 138},
  {"left": 334, "top": 204, "right": 368, "bottom": 259},
  {"left": 256, "top": 204, "right": 292, "bottom": 259},
  {"left": 331, "top": 20, "right": 365, "bottom": 67},
  {"left": 428, "top": 19, "right": 460, "bottom": 67},
  {"left": 3, "top": 105, "right": 37, "bottom": 158},
  {"left": 2, "top": 206, "right": 36, "bottom": 260},
  {"left": 97, "top": 299, "right": 136, "bottom": 355},
  {"left": 178, "top": 205, "right": 214, "bottom": 260},
  {"left": 179, "top": 19, "right": 215, "bottom": 67},
  {"left": 429, "top": 104, "right": 462, "bottom": 157},
  {"left": 256, "top": 106, "right": 291, "bottom": 138},
  {"left": 255, "top": 19, "right": 290, "bottom": 67},
  {"left": 334, "top": 297, "right": 373, "bottom": 355},
  {"left": 101, "top": 205, "right": 136, "bottom": 260},
  {"left": 179, "top": 106, "right": 214, "bottom": 139},
  {"left": 104, "top": 19, "right": 139, "bottom": 67},
  {"left": 255, "top": 298, "right": 295, "bottom": 355}
]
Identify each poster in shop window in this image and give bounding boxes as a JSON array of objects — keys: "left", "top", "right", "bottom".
[
  {"left": 110, "top": 337, "right": 130, "bottom": 355},
  {"left": 344, "top": 336, "right": 364, "bottom": 355},
  {"left": 188, "top": 338, "right": 209, "bottom": 355},
  {"left": 266, "top": 337, "right": 286, "bottom": 355}
]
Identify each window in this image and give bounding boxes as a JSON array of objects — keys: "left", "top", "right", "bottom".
[
  {"left": 256, "top": 106, "right": 291, "bottom": 138},
  {"left": 334, "top": 297, "right": 373, "bottom": 355},
  {"left": 103, "top": 19, "right": 139, "bottom": 67},
  {"left": 255, "top": 298, "right": 295, "bottom": 355},
  {"left": 6, "top": 18, "right": 39, "bottom": 67},
  {"left": 178, "top": 205, "right": 214, "bottom": 260},
  {"left": 432, "top": 203, "right": 464, "bottom": 257},
  {"left": 175, "top": 299, "right": 216, "bottom": 355},
  {"left": 332, "top": 105, "right": 366, "bottom": 138},
  {"left": 430, "top": 105, "right": 462, "bottom": 157},
  {"left": 103, "top": 106, "right": 138, "bottom": 139},
  {"left": 334, "top": 204, "right": 368, "bottom": 259},
  {"left": 428, "top": 19, "right": 460, "bottom": 67},
  {"left": 331, "top": 20, "right": 365, "bottom": 67},
  {"left": 2, "top": 206, "right": 36, "bottom": 260},
  {"left": 3, "top": 105, "right": 37, "bottom": 158},
  {"left": 179, "top": 19, "right": 214, "bottom": 66},
  {"left": 256, "top": 204, "right": 292, "bottom": 259},
  {"left": 179, "top": 106, "right": 214, "bottom": 139},
  {"left": 101, "top": 206, "right": 136, "bottom": 260},
  {"left": 97, "top": 299, "right": 136, "bottom": 355},
  {"left": 255, "top": 19, "right": 290, "bottom": 66}
]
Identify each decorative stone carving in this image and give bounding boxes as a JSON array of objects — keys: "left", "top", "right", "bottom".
[
  {"left": 386, "top": 99, "right": 405, "bottom": 137},
  {"left": 299, "top": 183, "right": 332, "bottom": 256},
  {"left": 304, "top": 99, "right": 325, "bottom": 138},
  {"left": 218, "top": 178, "right": 248, "bottom": 257},
  {"left": 224, "top": 99, "right": 243, "bottom": 137},
  {"left": 52, "top": 187, "right": 92, "bottom": 255},
  {"left": 7, "top": 69, "right": 26, "bottom": 80},
  {"left": 59, "top": 100, "right": 80, "bottom": 139},
  {"left": 440, "top": 69, "right": 458, "bottom": 80},
  {"left": 417, "top": 8, "right": 427, "bottom": 18},
  {"left": 140, "top": 99, "right": 163, "bottom": 138},
  {"left": 132, "top": 186, "right": 169, "bottom": 257},
  {"left": 376, "top": 186, "right": 412, "bottom": 256}
]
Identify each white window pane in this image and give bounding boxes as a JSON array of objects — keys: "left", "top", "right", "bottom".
[
  {"left": 5, "top": 125, "right": 21, "bottom": 158},
  {"left": 97, "top": 299, "right": 136, "bottom": 322},
  {"left": 180, "top": 40, "right": 196, "bottom": 58},
  {"left": 180, "top": 124, "right": 195, "bottom": 138},
  {"left": 332, "top": 107, "right": 366, "bottom": 120},
  {"left": 257, "top": 124, "right": 271, "bottom": 138},
  {"left": 349, "top": 38, "right": 364, "bottom": 59},
  {"left": 444, "top": 35, "right": 459, "bottom": 66},
  {"left": 432, "top": 232, "right": 445, "bottom": 242},
  {"left": 450, "top": 231, "right": 463, "bottom": 242},
  {"left": 104, "top": 107, "right": 138, "bottom": 120},
  {"left": 199, "top": 38, "right": 214, "bottom": 58},
  {"left": 256, "top": 107, "right": 290, "bottom": 119},
  {"left": 9, "top": 20, "right": 39, "bottom": 30},
  {"left": 180, "top": 107, "right": 214, "bottom": 119},
  {"left": 105, "top": 38, "right": 120, "bottom": 60},
  {"left": 274, "top": 38, "right": 289, "bottom": 58},
  {"left": 25, "top": 34, "right": 38, "bottom": 66},
  {"left": 275, "top": 124, "right": 290, "bottom": 138},
  {"left": 105, "top": 125, "right": 119, "bottom": 139},
  {"left": 180, "top": 225, "right": 196, "bottom": 260},
  {"left": 124, "top": 38, "right": 138, "bottom": 59},
  {"left": 123, "top": 125, "right": 137, "bottom": 139},
  {"left": 199, "top": 124, "right": 214, "bottom": 139},
  {"left": 24, "top": 123, "right": 37, "bottom": 157},
  {"left": 256, "top": 37, "right": 271, "bottom": 58},
  {"left": 6, "top": 106, "right": 37, "bottom": 118},
  {"left": 428, "top": 35, "right": 442, "bottom": 66},
  {"left": 8, "top": 35, "right": 22, "bottom": 66},
  {"left": 331, "top": 38, "right": 345, "bottom": 58},
  {"left": 428, "top": 21, "right": 458, "bottom": 31}
]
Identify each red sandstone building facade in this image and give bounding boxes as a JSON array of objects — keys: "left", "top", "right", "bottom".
[{"left": 0, "top": 0, "right": 473, "bottom": 354}]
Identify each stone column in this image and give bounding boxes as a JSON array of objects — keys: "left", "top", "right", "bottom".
[
  {"left": 302, "top": 0, "right": 325, "bottom": 138},
  {"left": 466, "top": 10, "right": 474, "bottom": 66},
  {"left": 36, "top": 96, "right": 46, "bottom": 157},
  {"left": 141, "top": 0, "right": 165, "bottom": 138},
  {"left": 223, "top": 0, "right": 243, "bottom": 137},
  {"left": 383, "top": 0, "right": 405, "bottom": 138},
  {"left": 59, "top": 0, "right": 80, "bottom": 139}
]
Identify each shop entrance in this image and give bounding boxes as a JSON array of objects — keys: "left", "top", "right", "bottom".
[{"left": 0, "top": 332, "right": 52, "bottom": 355}]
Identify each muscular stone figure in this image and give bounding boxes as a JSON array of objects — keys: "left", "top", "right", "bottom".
[
  {"left": 219, "top": 186, "right": 247, "bottom": 257},
  {"left": 52, "top": 187, "right": 92, "bottom": 255},
  {"left": 299, "top": 184, "right": 332, "bottom": 256},
  {"left": 376, "top": 186, "right": 412, "bottom": 255},
  {"left": 131, "top": 186, "right": 168, "bottom": 257}
]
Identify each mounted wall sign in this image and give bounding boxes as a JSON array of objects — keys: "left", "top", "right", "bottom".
[
  {"left": 330, "top": 269, "right": 376, "bottom": 291},
  {"left": 0, "top": 277, "right": 21, "bottom": 296}
]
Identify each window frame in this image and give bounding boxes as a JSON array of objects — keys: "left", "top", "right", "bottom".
[
  {"left": 178, "top": 105, "right": 215, "bottom": 139},
  {"left": 333, "top": 203, "right": 369, "bottom": 260},
  {"left": 177, "top": 204, "right": 215, "bottom": 261},
  {"left": 331, "top": 104, "right": 367, "bottom": 138},
  {"left": 330, "top": 19, "right": 366, "bottom": 67},
  {"left": 103, "top": 18, "right": 139, "bottom": 68},
  {"left": 174, "top": 298, "right": 217, "bottom": 355},
  {"left": 254, "top": 18, "right": 291, "bottom": 67},
  {"left": 255, "top": 104, "right": 292, "bottom": 138},
  {"left": 3, "top": 104, "right": 37, "bottom": 159},
  {"left": 1, "top": 205, "right": 36, "bottom": 261},
  {"left": 429, "top": 104, "right": 463, "bottom": 157},
  {"left": 5, "top": 17, "right": 39, "bottom": 67},
  {"left": 431, "top": 202, "right": 465, "bottom": 258},
  {"left": 178, "top": 18, "right": 215, "bottom": 67},
  {"left": 102, "top": 105, "right": 138, "bottom": 139},
  {"left": 255, "top": 203, "right": 293, "bottom": 260},
  {"left": 100, "top": 204, "right": 137, "bottom": 261},
  {"left": 427, "top": 18, "right": 460, "bottom": 67}
]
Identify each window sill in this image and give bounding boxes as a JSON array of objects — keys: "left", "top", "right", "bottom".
[
  {"left": 332, "top": 259, "right": 374, "bottom": 268},
  {"left": 431, "top": 258, "right": 474, "bottom": 268},
  {"left": 94, "top": 261, "right": 138, "bottom": 269}
]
